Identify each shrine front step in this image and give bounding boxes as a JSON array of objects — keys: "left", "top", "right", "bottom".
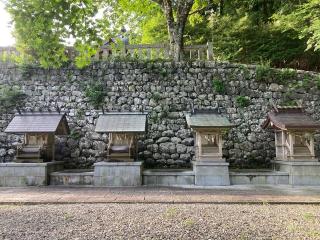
[{"left": 50, "top": 169, "right": 94, "bottom": 186}]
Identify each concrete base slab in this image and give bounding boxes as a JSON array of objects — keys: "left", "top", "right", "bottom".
[
  {"left": 230, "top": 170, "right": 289, "bottom": 185},
  {"left": 273, "top": 160, "right": 320, "bottom": 185},
  {"left": 143, "top": 169, "right": 194, "bottom": 186},
  {"left": 94, "top": 162, "right": 143, "bottom": 187},
  {"left": 0, "top": 162, "right": 64, "bottom": 187},
  {"left": 193, "top": 161, "right": 230, "bottom": 186},
  {"left": 50, "top": 169, "right": 94, "bottom": 186}
]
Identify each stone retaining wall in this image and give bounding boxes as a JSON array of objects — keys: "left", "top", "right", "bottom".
[{"left": 0, "top": 61, "right": 319, "bottom": 168}]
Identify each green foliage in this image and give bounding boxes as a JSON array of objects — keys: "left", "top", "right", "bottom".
[
  {"left": 212, "top": 78, "right": 225, "bottom": 94},
  {"left": 85, "top": 81, "right": 107, "bottom": 110},
  {"left": 301, "top": 76, "right": 312, "bottom": 89},
  {"left": 273, "top": 0, "right": 320, "bottom": 52},
  {"left": 236, "top": 96, "right": 250, "bottom": 108},
  {"left": 6, "top": 0, "right": 320, "bottom": 70},
  {"left": 0, "top": 85, "right": 27, "bottom": 113},
  {"left": 256, "top": 64, "right": 298, "bottom": 84},
  {"left": 151, "top": 92, "right": 162, "bottom": 102},
  {"left": 277, "top": 68, "right": 298, "bottom": 83},
  {"left": 69, "top": 129, "right": 81, "bottom": 140},
  {"left": 256, "top": 62, "right": 272, "bottom": 82},
  {"left": 74, "top": 44, "right": 98, "bottom": 69},
  {"left": 210, "top": 1, "right": 320, "bottom": 71},
  {"left": 316, "top": 75, "right": 320, "bottom": 90},
  {"left": 281, "top": 88, "right": 298, "bottom": 106},
  {"left": 6, "top": 0, "right": 104, "bottom": 68},
  {"left": 76, "top": 109, "right": 85, "bottom": 119}
]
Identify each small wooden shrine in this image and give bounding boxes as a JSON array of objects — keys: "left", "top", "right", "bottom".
[
  {"left": 95, "top": 112, "right": 147, "bottom": 162},
  {"left": 262, "top": 106, "right": 320, "bottom": 161},
  {"left": 186, "top": 110, "right": 234, "bottom": 161},
  {"left": 5, "top": 112, "right": 70, "bottom": 163}
]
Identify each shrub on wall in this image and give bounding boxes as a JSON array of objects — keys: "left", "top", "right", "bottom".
[
  {"left": 316, "top": 75, "right": 320, "bottom": 90},
  {"left": 0, "top": 85, "right": 27, "bottom": 114},
  {"left": 256, "top": 62, "right": 272, "bottom": 82},
  {"left": 277, "top": 68, "right": 297, "bottom": 83},
  {"left": 212, "top": 78, "right": 225, "bottom": 94},
  {"left": 85, "top": 81, "right": 107, "bottom": 111},
  {"left": 236, "top": 96, "right": 250, "bottom": 108}
]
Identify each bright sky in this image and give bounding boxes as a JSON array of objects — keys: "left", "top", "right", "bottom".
[{"left": 0, "top": 2, "right": 15, "bottom": 46}]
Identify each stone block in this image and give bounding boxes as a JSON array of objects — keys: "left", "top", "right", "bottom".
[
  {"left": 143, "top": 170, "right": 194, "bottom": 186},
  {"left": 94, "top": 162, "right": 143, "bottom": 187},
  {"left": 229, "top": 171, "right": 289, "bottom": 185},
  {"left": 274, "top": 160, "right": 320, "bottom": 185},
  {"left": 0, "top": 162, "right": 64, "bottom": 187},
  {"left": 193, "top": 161, "right": 230, "bottom": 186}
]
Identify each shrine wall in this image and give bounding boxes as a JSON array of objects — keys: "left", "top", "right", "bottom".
[{"left": 0, "top": 61, "right": 319, "bottom": 168}]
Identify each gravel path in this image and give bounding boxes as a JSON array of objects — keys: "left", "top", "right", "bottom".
[{"left": 0, "top": 204, "right": 320, "bottom": 240}]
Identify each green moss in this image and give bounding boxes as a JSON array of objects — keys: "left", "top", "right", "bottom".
[
  {"left": 301, "top": 76, "right": 312, "bottom": 89},
  {"left": 151, "top": 92, "right": 162, "bottom": 102},
  {"left": 69, "top": 129, "right": 81, "bottom": 140},
  {"left": 76, "top": 109, "right": 85, "bottom": 119},
  {"left": 240, "top": 64, "right": 251, "bottom": 79},
  {"left": 236, "top": 96, "right": 250, "bottom": 108},
  {"left": 315, "top": 75, "right": 320, "bottom": 90},
  {"left": 212, "top": 78, "right": 225, "bottom": 94},
  {"left": 281, "top": 89, "right": 298, "bottom": 106}
]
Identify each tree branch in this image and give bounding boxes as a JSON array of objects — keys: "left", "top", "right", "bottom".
[{"left": 189, "top": 3, "right": 216, "bottom": 15}]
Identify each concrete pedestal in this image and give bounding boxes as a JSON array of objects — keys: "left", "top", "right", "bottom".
[
  {"left": 94, "top": 161, "right": 143, "bottom": 187},
  {"left": 0, "top": 161, "right": 64, "bottom": 187},
  {"left": 193, "top": 161, "right": 230, "bottom": 186},
  {"left": 273, "top": 160, "right": 320, "bottom": 185}
]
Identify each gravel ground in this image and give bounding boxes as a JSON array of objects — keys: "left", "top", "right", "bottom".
[{"left": 0, "top": 204, "right": 320, "bottom": 240}]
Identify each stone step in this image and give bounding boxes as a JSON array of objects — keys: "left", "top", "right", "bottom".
[
  {"left": 14, "top": 158, "right": 43, "bottom": 163},
  {"left": 16, "top": 154, "right": 40, "bottom": 159},
  {"left": 50, "top": 169, "right": 94, "bottom": 186}
]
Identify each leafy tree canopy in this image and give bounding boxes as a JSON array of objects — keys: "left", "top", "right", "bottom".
[{"left": 4, "top": 0, "right": 320, "bottom": 70}]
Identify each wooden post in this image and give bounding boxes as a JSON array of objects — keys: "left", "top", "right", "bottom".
[
  {"left": 309, "top": 135, "right": 315, "bottom": 158},
  {"left": 207, "top": 42, "right": 213, "bottom": 60},
  {"left": 102, "top": 49, "right": 109, "bottom": 59},
  {"left": 138, "top": 48, "right": 142, "bottom": 59},
  {"left": 155, "top": 48, "right": 160, "bottom": 59},
  {"left": 218, "top": 133, "right": 223, "bottom": 157},
  {"left": 197, "top": 132, "right": 202, "bottom": 157},
  {"left": 282, "top": 131, "right": 286, "bottom": 160},
  {"left": 147, "top": 49, "right": 151, "bottom": 59},
  {"left": 288, "top": 133, "right": 294, "bottom": 160}
]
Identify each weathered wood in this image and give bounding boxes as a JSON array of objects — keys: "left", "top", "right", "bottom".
[
  {"left": 0, "top": 43, "right": 214, "bottom": 62},
  {"left": 207, "top": 42, "right": 213, "bottom": 60}
]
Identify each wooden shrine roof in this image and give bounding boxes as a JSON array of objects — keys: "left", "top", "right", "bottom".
[
  {"left": 261, "top": 106, "right": 320, "bottom": 130},
  {"left": 5, "top": 112, "right": 70, "bottom": 135},
  {"left": 186, "top": 110, "right": 234, "bottom": 129},
  {"left": 95, "top": 112, "right": 147, "bottom": 133}
]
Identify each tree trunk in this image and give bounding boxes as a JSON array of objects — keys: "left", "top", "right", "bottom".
[{"left": 154, "top": 0, "right": 194, "bottom": 61}]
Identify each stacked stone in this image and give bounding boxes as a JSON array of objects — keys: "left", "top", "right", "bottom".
[{"left": 0, "top": 61, "right": 319, "bottom": 168}]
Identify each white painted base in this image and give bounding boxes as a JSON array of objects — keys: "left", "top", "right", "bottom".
[
  {"left": 94, "top": 161, "right": 143, "bottom": 187},
  {"left": 193, "top": 161, "right": 230, "bottom": 186},
  {"left": 0, "top": 161, "right": 64, "bottom": 187},
  {"left": 273, "top": 160, "right": 320, "bottom": 185}
]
